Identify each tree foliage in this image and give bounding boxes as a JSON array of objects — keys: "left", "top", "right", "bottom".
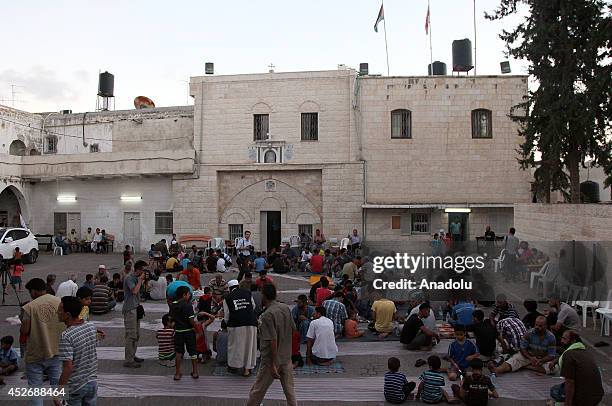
[{"left": 487, "top": 0, "right": 611, "bottom": 203}]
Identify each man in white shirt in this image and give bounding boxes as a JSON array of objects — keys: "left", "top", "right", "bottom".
[
  {"left": 216, "top": 256, "right": 227, "bottom": 273},
  {"left": 148, "top": 269, "right": 167, "bottom": 300},
  {"left": 349, "top": 229, "right": 362, "bottom": 253},
  {"left": 306, "top": 306, "right": 338, "bottom": 366},
  {"left": 236, "top": 231, "right": 254, "bottom": 281},
  {"left": 56, "top": 274, "right": 79, "bottom": 298}
]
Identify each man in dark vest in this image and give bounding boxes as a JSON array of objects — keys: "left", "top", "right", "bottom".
[{"left": 223, "top": 279, "right": 258, "bottom": 376}]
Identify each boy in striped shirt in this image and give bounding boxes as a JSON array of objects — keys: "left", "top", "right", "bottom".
[
  {"left": 384, "top": 357, "right": 416, "bottom": 403},
  {"left": 157, "top": 314, "right": 176, "bottom": 367},
  {"left": 417, "top": 355, "right": 450, "bottom": 404}
]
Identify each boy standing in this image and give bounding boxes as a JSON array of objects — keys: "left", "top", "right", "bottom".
[
  {"left": 157, "top": 314, "right": 176, "bottom": 367},
  {"left": 452, "top": 358, "right": 498, "bottom": 406},
  {"left": 169, "top": 286, "right": 200, "bottom": 380},
  {"left": 417, "top": 355, "right": 449, "bottom": 404},
  {"left": 384, "top": 357, "right": 416, "bottom": 404},
  {"left": 447, "top": 326, "right": 480, "bottom": 381},
  {"left": 212, "top": 320, "right": 228, "bottom": 366}
]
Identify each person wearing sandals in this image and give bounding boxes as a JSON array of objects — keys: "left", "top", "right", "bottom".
[{"left": 169, "top": 286, "right": 201, "bottom": 380}]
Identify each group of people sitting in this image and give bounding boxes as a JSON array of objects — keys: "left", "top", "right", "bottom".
[{"left": 55, "top": 227, "right": 112, "bottom": 254}]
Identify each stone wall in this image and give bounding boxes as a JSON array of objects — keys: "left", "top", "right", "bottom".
[
  {"left": 358, "top": 76, "right": 531, "bottom": 205},
  {"left": 0, "top": 105, "right": 42, "bottom": 155}
]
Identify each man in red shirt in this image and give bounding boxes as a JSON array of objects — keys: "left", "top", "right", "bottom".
[
  {"left": 310, "top": 251, "right": 324, "bottom": 274},
  {"left": 315, "top": 277, "right": 333, "bottom": 306},
  {"left": 181, "top": 261, "right": 201, "bottom": 290},
  {"left": 255, "top": 270, "right": 274, "bottom": 290}
]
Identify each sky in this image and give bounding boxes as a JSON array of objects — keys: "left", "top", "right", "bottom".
[{"left": 0, "top": 0, "right": 529, "bottom": 113}]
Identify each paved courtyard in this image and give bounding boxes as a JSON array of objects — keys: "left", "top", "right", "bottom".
[{"left": 1, "top": 252, "right": 611, "bottom": 405}]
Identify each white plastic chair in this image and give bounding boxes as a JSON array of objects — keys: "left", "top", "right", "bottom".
[
  {"left": 595, "top": 289, "right": 612, "bottom": 335},
  {"left": 529, "top": 261, "right": 550, "bottom": 289},
  {"left": 492, "top": 249, "right": 506, "bottom": 273},
  {"left": 52, "top": 240, "right": 63, "bottom": 256},
  {"left": 289, "top": 235, "right": 301, "bottom": 248},
  {"left": 339, "top": 237, "right": 350, "bottom": 251}
]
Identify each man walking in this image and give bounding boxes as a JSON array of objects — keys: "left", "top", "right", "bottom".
[
  {"left": 58, "top": 296, "right": 98, "bottom": 405},
  {"left": 123, "top": 260, "right": 146, "bottom": 368},
  {"left": 223, "top": 279, "right": 258, "bottom": 376},
  {"left": 21, "top": 278, "right": 64, "bottom": 406},
  {"left": 247, "top": 284, "right": 297, "bottom": 406}
]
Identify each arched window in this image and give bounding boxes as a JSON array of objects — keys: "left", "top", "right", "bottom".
[
  {"left": 391, "top": 109, "right": 412, "bottom": 138},
  {"left": 9, "top": 140, "right": 26, "bottom": 156},
  {"left": 472, "top": 109, "right": 493, "bottom": 138},
  {"left": 264, "top": 150, "right": 277, "bottom": 163}
]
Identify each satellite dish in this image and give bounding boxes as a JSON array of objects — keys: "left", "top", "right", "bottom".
[{"left": 134, "top": 96, "right": 155, "bottom": 109}]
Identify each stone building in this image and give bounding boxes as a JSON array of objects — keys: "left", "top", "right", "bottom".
[{"left": 0, "top": 68, "right": 533, "bottom": 252}]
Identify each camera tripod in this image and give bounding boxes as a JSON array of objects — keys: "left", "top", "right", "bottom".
[{"left": 1, "top": 258, "right": 22, "bottom": 306}]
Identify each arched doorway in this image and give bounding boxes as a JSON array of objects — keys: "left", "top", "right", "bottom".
[
  {"left": 0, "top": 186, "right": 27, "bottom": 228},
  {"left": 9, "top": 140, "right": 26, "bottom": 156}
]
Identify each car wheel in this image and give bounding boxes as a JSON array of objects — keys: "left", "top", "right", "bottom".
[{"left": 27, "top": 249, "right": 39, "bottom": 264}]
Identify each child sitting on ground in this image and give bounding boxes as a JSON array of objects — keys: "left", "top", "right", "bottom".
[
  {"left": 451, "top": 358, "right": 498, "bottom": 406},
  {"left": 417, "top": 355, "right": 449, "bottom": 404},
  {"left": 82, "top": 274, "right": 95, "bottom": 290},
  {"left": 195, "top": 312, "right": 215, "bottom": 364},
  {"left": 76, "top": 287, "right": 93, "bottom": 321},
  {"left": 212, "top": 320, "right": 228, "bottom": 366},
  {"left": 157, "top": 314, "right": 176, "bottom": 367},
  {"left": 447, "top": 325, "right": 480, "bottom": 381},
  {"left": 197, "top": 287, "right": 213, "bottom": 314},
  {"left": 0, "top": 336, "right": 19, "bottom": 385},
  {"left": 344, "top": 310, "right": 364, "bottom": 338},
  {"left": 384, "top": 357, "right": 417, "bottom": 404}
]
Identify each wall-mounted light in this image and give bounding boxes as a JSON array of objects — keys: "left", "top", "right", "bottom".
[
  {"left": 444, "top": 208, "right": 471, "bottom": 213},
  {"left": 57, "top": 195, "right": 77, "bottom": 203},
  {"left": 120, "top": 195, "right": 142, "bottom": 202}
]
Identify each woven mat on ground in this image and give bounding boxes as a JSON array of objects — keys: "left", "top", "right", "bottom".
[
  {"left": 331, "top": 339, "right": 451, "bottom": 356},
  {"left": 437, "top": 322, "right": 455, "bottom": 339},
  {"left": 336, "top": 328, "right": 400, "bottom": 342},
  {"left": 2, "top": 372, "right": 609, "bottom": 401},
  {"left": 212, "top": 365, "right": 259, "bottom": 376},
  {"left": 294, "top": 361, "right": 345, "bottom": 375}
]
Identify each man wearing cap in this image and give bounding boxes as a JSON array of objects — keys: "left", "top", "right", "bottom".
[
  {"left": 93, "top": 265, "right": 110, "bottom": 284},
  {"left": 291, "top": 294, "right": 315, "bottom": 343},
  {"left": 223, "top": 279, "right": 258, "bottom": 376},
  {"left": 21, "top": 278, "right": 65, "bottom": 406}
]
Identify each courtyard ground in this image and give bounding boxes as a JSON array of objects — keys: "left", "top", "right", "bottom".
[{"left": 0, "top": 252, "right": 611, "bottom": 405}]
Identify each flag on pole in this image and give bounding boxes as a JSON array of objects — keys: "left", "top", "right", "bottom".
[
  {"left": 425, "top": 3, "right": 430, "bottom": 34},
  {"left": 374, "top": 4, "right": 384, "bottom": 33}
]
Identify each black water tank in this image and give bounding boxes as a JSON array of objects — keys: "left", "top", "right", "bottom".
[
  {"left": 428, "top": 61, "right": 447, "bottom": 75},
  {"left": 452, "top": 39, "right": 474, "bottom": 72},
  {"left": 205, "top": 62, "right": 214, "bottom": 74},
  {"left": 500, "top": 61, "right": 511, "bottom": 74},
  {"left": 359, "top": 63, "right": 369, "bottom": 76},
  {"left": 98, "top": 72, "right": 114, "bottom": 97},
  {"left": 580, "top": 180, "right": 600, "bottom": 203}
]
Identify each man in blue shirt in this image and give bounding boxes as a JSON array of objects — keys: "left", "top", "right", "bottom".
[
  {"left": 0, "top": 335, "right": 19, "bottom": 385},
  {"left": 450, "top": 298, "right": 474, "bottom": 328},
  {"left": 253, "top": 252, "right": 267, "bottom": 274},
  {"left": 488, "top": 316, "right": 556, "bottom": 376}
]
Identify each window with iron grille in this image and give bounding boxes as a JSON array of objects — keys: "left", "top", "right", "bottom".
[
  {"left": 391, "top": 109, "right": 412, "bottom": 138},
  {"left": 46, "top": 136, "right": 57, "bottom": 153},
  {"left": 411, "top": 213, "right": 430, "bottom": 234},
  {"left": 155, "top": 212, "right": 173, "bottom": 235},
  {"left": 471, "top": 109, "right": 493, "bottom": 138},
  {"left": 253, "top": 114, "right": 269, "bottom": 141},
  {"left": 298, "top": 224, "right": 313, "bottom": 237},
  {"left": 301, "top": 113, "right": 318, "bottom": 141},
  {"left": 229, "top": 224, "right": 244, "bottom": 241},
  {"left": 53, "top": 212, "right": 67, "bottom": 235}
]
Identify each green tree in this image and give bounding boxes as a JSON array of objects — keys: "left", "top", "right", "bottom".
[{"left": 487, "top": 0, "right": 611, "bottom": 203}]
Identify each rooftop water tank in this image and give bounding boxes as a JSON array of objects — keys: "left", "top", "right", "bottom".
[
  {"left": 205, "top": 62, "right": 214, "bottom": 75},
  {"left": 97, "top": 72, "right": 114, "bottom": 97},
  {"left": 580, "top": 180, "right": 600, "bottom": 203},
  {"left": 428, "top": 61, "right": 447, "bottom": 76},
  {"left": 359, "top": 63, "right": 369, "bottom": 76},
  {"left": 452, "top": 39, "right": 474, "bottom": 72}
]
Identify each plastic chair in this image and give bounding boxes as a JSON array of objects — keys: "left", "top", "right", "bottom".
[
  {"left": 529, "top": 261, "right": 550, "bottom": 289},
  {"left": 339, "top": 237, "right": 350, "bottom": 251},
  {"left": 289, "top": 235, "right": 301, "bottom": 249},
  {"left": 492, "top": 249, "right": 506, "bottom": 273},
  {"left": 594, "top": 289, "right": 612, "bottom": 334},
  {"left": 52, "top": 240, "right": 63, "bottom": 256}
]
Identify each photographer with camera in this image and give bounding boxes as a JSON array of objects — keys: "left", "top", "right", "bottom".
[{"left": 122, "top": 260, "right": 147, "bottom": 368}]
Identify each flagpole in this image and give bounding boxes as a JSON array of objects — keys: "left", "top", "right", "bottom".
[
  {"left": 382, "top": 0, "right": 390, "bottom": 76},
  {"left": 428, "top": 0, "right": 433, "bottom": 73},
  {"left": 473, "top": 0, "right": 477, "bottom": 75}
]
